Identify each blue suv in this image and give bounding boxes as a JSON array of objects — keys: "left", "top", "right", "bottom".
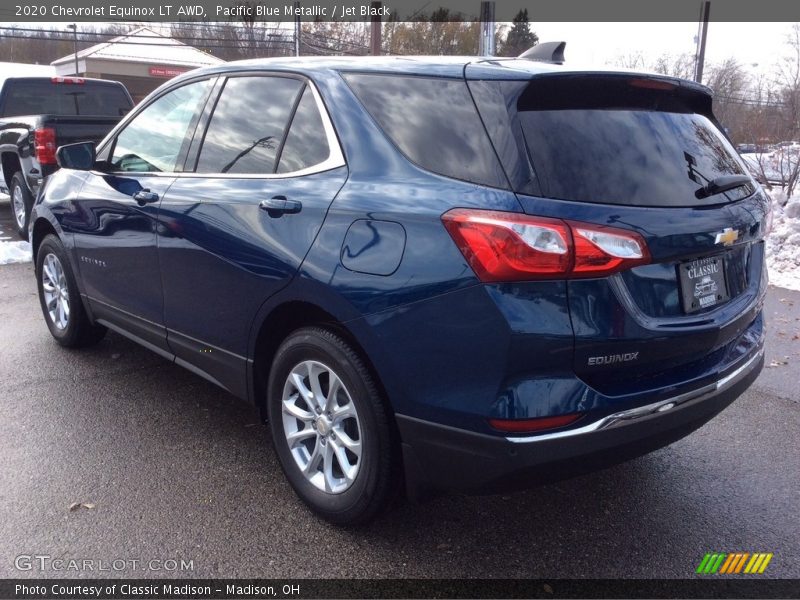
[{"left": 30, "top": 53, "right": 768, "bottom": 524}]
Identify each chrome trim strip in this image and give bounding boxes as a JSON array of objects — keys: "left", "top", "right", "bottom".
[{"left": 506, "top": 348, "right": 764, "bottom": 444}]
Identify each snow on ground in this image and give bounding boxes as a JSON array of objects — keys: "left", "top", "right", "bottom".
[
  {"left": 0, "top": 193, "right": 32, "bottom": 265},
  {"left": 0, "top": 240, "right": 32, "bottom": 265},
  {"left": 766, "top": 189, "right": 800, "bottom": 291}
]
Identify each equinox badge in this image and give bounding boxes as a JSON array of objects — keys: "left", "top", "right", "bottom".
[
  {"left": 714, "top": 227, "right": 739, "bottom": 246},
  {"left": 588, "top": 352, "right": 639, "bottom": 366}
]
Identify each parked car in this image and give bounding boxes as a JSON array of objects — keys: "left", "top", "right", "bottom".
[
  {"left": 0, "top": 76, "right": 133, "bottom": 239},
  {"left": 30, "top": 53, "right": 768, "bottom": 524}
]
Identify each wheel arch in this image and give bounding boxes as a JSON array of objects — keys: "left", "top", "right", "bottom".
[
  {"left": 30, "top": 217, "right": 60, "bottom": 265},
  {"left": 250, "top": 298, "right": 396, "bottom": 425}
]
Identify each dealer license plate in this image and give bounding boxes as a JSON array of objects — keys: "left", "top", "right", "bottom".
[{"left": 678, "top": 255, "right": 729, "bottom": 314}]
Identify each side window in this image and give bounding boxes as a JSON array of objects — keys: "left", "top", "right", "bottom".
[
  {"left": 276, "top": 86, "right": 330, "bottom": 174},
  {"left": 196, "top": 76, "right": 302, "bottom": 174},
  {"left": 344, "top": 74, "right": 508, "bottom": 189},
  {"left": 111, "top": 79, "right": 211, "bottom": 173}
]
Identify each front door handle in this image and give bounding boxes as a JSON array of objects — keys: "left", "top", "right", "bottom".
[
  {"left": 133, "top": 189, "right": 159, "bottom": 206},
  {"left": 259, "top": 196, "right": 302, "bottom": 218}
]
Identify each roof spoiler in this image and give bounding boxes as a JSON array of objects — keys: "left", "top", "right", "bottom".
[{"left": 519, "top": 41, "right": 566, "bottom": 64}]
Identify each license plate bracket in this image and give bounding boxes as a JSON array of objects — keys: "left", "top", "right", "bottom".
[{"left": 678, "top": 255, "right": 729, "bottom": 314}]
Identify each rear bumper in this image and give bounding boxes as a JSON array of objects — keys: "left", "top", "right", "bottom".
[{"left": 398, "top": 347, "right": 763, "bottom": 498}]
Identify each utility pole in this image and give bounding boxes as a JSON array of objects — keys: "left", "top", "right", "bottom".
[
  {"left": 695, "top": 1, "right": 711, "bottom": 84},
  {"left": 294, "top": 1, "right": 301, "bottom": 56},
  {"left": 478, "top": 1, "right": 495, "bottom": 56},
  {"left": 66, "top": 23, "right": 78, "bottom": 75},
  {"left": 370, "top": 1, "right": 382, "bottom": 55}
]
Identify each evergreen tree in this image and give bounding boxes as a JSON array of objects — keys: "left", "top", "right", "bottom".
[{"left": 498, "top": 10, "right": 538, "bottom": 57}]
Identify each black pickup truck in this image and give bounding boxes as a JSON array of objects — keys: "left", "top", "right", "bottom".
[{"left": 0, "top": 76, "right": 133, "bottom": 239}]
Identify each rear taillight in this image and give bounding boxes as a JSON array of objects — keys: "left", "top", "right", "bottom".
[
  {"left": 489, "top": 413, "right": 584, "bottom": 434},
  {"left": 442, "top": 208, "right": 650, "bottom": 282},
  {"left": 34, "top": 128, "right": 57, "bottom": 165},
  {"left": 570, "top": 224, "right": 650, "bottom": 275}
]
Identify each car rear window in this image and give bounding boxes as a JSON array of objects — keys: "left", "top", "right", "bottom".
[
  {"left": 1, "top": 80, "right": 132, "bottom": 117},
  {"left": 469, "top": 76, "right": 754, "bottom": 206},
  {"left": 344, "top": 74, "right": 507, "bottom": 189}
]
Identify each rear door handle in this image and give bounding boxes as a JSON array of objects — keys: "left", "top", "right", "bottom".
[
  {"left": 259, "top": 196, "right": 302, "bottom": 218},
  {"left": 133, "top": 189, "right": 159, "bottom": 206}
]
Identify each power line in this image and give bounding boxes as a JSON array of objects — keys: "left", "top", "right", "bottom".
[
  {"left": 0, "top": 26, "right": 291, "bottom": 45},
  {"left": 0, "top": 32, "right": 295, "bottom": 52},
  {"left": 0, "top": 25, "right": 370, "bottom": 53}
]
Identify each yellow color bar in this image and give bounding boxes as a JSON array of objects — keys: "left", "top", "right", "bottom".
[
  {"left": 750, "top": 554, "right": 766, "bottom": 573},
  {"left": 758, "top": 553, "right": 773, "bottom": 574},
  {"left": 744, "top": 554, "right": 760, "bottom": 574}
]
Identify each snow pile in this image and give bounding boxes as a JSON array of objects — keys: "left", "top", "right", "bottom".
[
  {"left": 766, "top": 190, "right": 800, "bottom": 291},
  {"left": 0, "top": 240, "right": 32, "bottom": 265}
]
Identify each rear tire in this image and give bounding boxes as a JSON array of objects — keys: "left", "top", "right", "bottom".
[
  {"left": 267, "top": 327, "right": 394, "bottom": 525},
  {"left": 36, "top": 234, "right": 106, "bottom": 348},
  {"left": 10, "top": 172, "right": 33, "bottom": 241}
]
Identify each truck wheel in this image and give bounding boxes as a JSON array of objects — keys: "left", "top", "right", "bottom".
[
  {"left": 267, "top": 327, "right": 395, "bottom": 525},
  {"left": 36, "top": 234, "right": 107, "bottom": 347},
  {"left": 10, "top": 172, "right": 33, "bottom": 241}
]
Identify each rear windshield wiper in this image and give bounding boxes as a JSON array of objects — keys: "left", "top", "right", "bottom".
[{"left": 695, "top": 174, "right": 752, "bottom": 199}]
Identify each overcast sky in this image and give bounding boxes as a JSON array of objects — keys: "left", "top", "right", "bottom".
[
  {"left": 534, "top": 22, "right": 796, "bottom": 77},
  {"left": 6, "top": 20, "right": 797, "bottom": 83}
]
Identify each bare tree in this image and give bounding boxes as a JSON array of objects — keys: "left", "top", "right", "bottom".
[
  {"left": 650, "top": 52, "right": 696, "bottom": 79},
  {"left": 774, "top": 24, "right": 800, "bottom": 194}
]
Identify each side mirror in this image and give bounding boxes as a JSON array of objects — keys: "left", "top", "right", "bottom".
[{"left": 56, "top": 142, "right": 96, "bottom": 170}]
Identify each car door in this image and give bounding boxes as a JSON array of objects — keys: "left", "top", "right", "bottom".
[
  {"left": 156, "top": 74, "right": 347, "bottom": 397},
  {"left": 70, "top": 78, "right": 215, "bottom": 353}
]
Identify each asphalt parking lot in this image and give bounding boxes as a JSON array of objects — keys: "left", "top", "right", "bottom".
[{"left": 0, "top": 199, "right": 798, "bottom": 579}]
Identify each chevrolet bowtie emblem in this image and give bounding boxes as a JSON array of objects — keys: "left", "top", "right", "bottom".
[{"left": 714, "top": 228, "right": 739, "bottom": 246}]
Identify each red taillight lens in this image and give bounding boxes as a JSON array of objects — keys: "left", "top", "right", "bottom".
[
  {"left": 489, "top": 413, "right": 584, "bottom": 434},
  {"left": 442, "top": 209, "right": 650, "bottom": 282},
  {"left": 51, "top": 77, "right": 85, "bottom": 84},
  {"left": 34, "top": 128, "right": 57, "bottom": 165},
  {"left": 570, "top": 223, "right": 650, "bottom": 275},
  {"left": 442, "top": 209, "right": 571, "bottom": 281}
]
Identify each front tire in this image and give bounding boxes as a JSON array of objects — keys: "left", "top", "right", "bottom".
[
  {"left": 36, "top": 234, "right": 106, "bottom": 347},
  {"left": 267, "top": 327, "right": 394, "bottom": 525},
  {"left": 10, "top": 172, "right": 33, "bottom": 240}
]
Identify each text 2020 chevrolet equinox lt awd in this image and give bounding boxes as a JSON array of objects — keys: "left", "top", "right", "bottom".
[{"left": 30, "top": 50, "right": 769, "bottom": 524}]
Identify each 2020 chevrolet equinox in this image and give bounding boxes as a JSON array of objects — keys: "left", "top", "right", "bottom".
[{"left": 31, "top": 50, "right": 769, "bottom": 524}]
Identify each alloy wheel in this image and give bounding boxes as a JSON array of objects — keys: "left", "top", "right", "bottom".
[
  {"left": 281, "top": 360, "right": 362, "bottom": 494},
  {"left": 12, "top": 185, "right": 26, "bottom": 230},
  {"left": 41, "top": 253, "right": 70, "bottom": 330}
]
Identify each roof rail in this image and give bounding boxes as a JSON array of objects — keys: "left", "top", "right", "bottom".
[{"left": 519, "top": 41, "right": 566, "bottom": 64}]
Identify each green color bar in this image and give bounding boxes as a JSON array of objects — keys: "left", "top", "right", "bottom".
[
  {"left": 697, "top": 553, "right": 713, "bottom": 574},
  {"left": 704, "top": 554, "right": 719, "bottom": 574}
]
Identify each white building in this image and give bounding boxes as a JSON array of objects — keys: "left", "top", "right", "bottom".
[{"left": 51, "top": 26, "right": 223, "bottom": 102}]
